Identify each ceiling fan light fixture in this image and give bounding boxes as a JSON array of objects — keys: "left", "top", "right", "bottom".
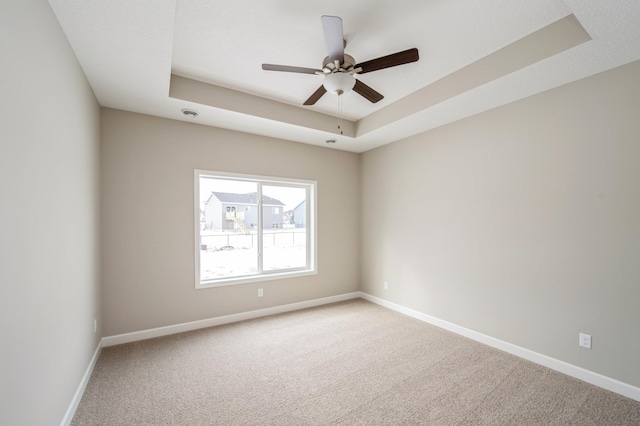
[{"left": 323, "top": 72, "right": 356, "bottom": 96}]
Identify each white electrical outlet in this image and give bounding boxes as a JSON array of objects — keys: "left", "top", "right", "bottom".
[
  {"left": 579, "top": 333, "right": 591, "bottom": 349},
  {"left": 384, "top": 281, "right": 389, "bottom": 290},
  {"left": 258, "top": 288, "right": 263, "bottom": 297}
]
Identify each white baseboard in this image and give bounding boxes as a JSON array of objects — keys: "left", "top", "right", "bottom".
[
  {"left": 359, "top": 292, "right": 640, "bottom": 402},
  {"left": 60, "top": 341, "right": 102, "bottom": 426},
  {"left": 103, "top": 292, "right": 361, "bottom": 347}
]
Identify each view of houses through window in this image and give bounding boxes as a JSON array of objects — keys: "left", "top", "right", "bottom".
[{"left": 196, "top": 171, "right": 314, "bottom": 286}]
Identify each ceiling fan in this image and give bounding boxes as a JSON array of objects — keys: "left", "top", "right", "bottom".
[{"left": 262, "top": 15, "right": 419, "bottom": 106}]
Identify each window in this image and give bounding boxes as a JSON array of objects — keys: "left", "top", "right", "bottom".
[{"left": 195, "top": 170, "right": 316, "bottom": 287}]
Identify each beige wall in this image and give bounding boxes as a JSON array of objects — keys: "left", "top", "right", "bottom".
[
  {"left": 0, "top": 0, "right": 101, "bottom": 424},
  {"left": 361, "top": 60, "right": 640, "bottom": 388},
  {"left": 100, "top": 109, "right": 360, "bottom": 336}
]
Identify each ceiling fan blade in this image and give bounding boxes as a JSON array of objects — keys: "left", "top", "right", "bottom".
[
  {"left": 353, "top": 79, "right": 384, "bottom": 103},
  {"left": 262, "top": 64, "right": 321, "bottom": 74},
  {"left": 303, "top": 85, "right": 327, "bottom": 105},
  {"left": 321, "top": 15, "right": 344, "bottom": 63},
  {"left": 355, "top": 48, "right": 419, "bottom": 74}
]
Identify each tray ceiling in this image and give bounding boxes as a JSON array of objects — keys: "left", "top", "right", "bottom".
[{"left": 49, "top": 1, "right": 640, "bottom": 152}]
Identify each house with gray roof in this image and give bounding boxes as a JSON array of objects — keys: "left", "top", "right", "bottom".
[{"left": 204, "top": 192, "right": 285, "bottom": 232}]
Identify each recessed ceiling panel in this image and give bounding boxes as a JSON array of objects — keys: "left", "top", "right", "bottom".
[{"left": 48, "top": 0, "right": 640, "bottom": 153}]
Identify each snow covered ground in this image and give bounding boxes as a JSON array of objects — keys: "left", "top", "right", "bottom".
[{"left": 200, "top": 230, "right": 306, "bottom": 280}]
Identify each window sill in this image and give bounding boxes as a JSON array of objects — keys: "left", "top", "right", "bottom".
[{"left": 196, "top": 269, "right": 317, "bottom": 289}]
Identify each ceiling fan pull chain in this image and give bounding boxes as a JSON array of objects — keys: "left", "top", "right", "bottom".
[{"left": 338, "top": 94, "right": 344, "bottom": 135}]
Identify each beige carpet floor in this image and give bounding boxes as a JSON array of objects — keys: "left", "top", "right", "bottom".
[{"left": 72, "top": 299, "right": 640, "bottom": 425}]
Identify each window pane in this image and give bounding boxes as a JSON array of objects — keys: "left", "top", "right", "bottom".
[
  {"left": 196, "top": 170, "right": 315, "bottom": 288},
  {"left": 199, "top": 177, "right": 258, "bottom": 280},
  {"left": 262, "top": 185, "right": 307, "bottom": 271}
]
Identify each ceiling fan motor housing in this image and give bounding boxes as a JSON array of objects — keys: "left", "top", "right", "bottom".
[{"left": 322, "top": 54, "right": 357, "bottom": 74}]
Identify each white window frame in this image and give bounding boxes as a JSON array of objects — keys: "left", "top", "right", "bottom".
[{"left": 195, "top": 170, "right": 317, "bottom": 288}]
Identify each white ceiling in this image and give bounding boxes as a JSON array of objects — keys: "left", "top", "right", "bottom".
[{"left": 49, "top": 1, "right": 640, "bottom": 153}]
